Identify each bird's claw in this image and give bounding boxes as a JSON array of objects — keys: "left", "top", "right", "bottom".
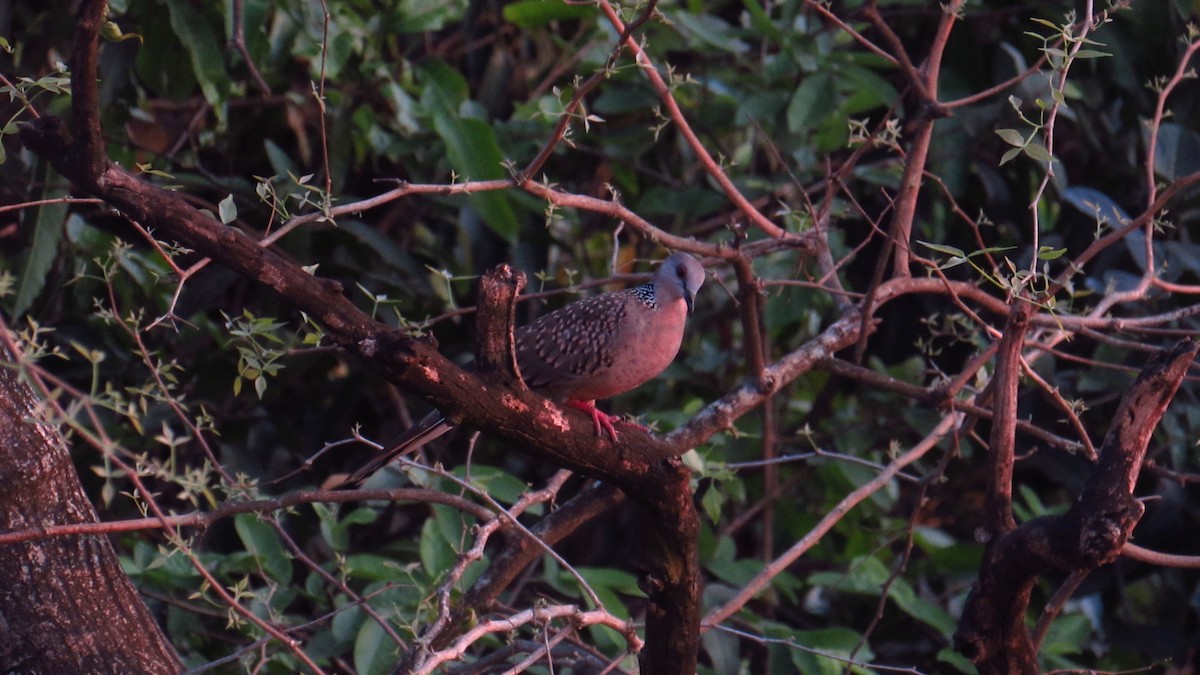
[{"left": 566, "top": 400, "right": 647, "bottom": 442}]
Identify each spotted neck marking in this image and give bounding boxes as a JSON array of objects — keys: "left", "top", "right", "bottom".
[{"left": 631, "top": 283, "right": 656, "bottom": 309}]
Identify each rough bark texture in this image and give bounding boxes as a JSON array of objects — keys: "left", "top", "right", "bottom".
[
  {"left": 955, "top": 337, "right": 1199, "bottom": 673},
  {"left": 632, "top": 459, "right": 703, "bottom": 674},
  {"left": 0, "top": 340, "right": 181, "bottom": 673}
]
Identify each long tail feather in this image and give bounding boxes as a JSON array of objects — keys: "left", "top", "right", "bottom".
[{"left": 333, "top": 411, "right": 453, "bottom": 489}]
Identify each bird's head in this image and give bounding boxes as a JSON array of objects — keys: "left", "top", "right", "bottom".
[{"left": 658, "top": 252, "right": 706, "bottom": 314}]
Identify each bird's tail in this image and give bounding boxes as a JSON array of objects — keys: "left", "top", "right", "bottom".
[{"left": 328, "top": 411, "right": 453, "bottom": 489}]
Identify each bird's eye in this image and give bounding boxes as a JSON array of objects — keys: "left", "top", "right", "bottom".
[{"left": 675, "top": 264, "right": 686, "bottom": 278}]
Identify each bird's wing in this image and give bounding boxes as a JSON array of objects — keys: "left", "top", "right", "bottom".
[{"left": 515, "top": 290, "right": 631, "bottom": 395}]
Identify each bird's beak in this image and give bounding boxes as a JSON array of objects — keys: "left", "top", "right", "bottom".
[{"left": 685, "top": 291, "right": 695, "bottom": 315}]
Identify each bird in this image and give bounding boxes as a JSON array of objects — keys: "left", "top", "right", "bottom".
[{"left": 333, "top": 251, "right": 706, "bottom": 489}]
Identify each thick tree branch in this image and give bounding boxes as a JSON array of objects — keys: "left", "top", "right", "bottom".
[
  {"left": 955, "top": 338, "right": 1199, "bottom": 673},
  {"left": 474, "top": 263, "right": 526, "bottom": 378},
  {"left": 0, "top": 338, "right": 181, "bottom": 672}
]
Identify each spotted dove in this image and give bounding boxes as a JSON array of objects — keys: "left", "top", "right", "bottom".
[{"left": 336, "top": 252, "right": 705, "bottom": 488}]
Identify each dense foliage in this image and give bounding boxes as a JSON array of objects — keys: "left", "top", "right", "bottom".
[{"left": 3, "top": 0, "right": 1200, "bottom": 673}]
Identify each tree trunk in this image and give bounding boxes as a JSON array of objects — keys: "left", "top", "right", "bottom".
[{"left": 0, "top": 338, "right": 181, "bottom": 673}]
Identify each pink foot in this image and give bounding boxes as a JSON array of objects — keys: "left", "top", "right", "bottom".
[{"left": 565, "top": 400, "right": 648, "bottom": 441}]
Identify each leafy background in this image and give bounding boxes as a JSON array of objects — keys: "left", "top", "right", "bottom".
[{"left": 3, "top": 0, "right": 1200, "bottom": 672}]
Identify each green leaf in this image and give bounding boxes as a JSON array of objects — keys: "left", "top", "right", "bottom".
[
  {"left": 344, "top": 554, "right": 407, "bottom": 581},
  {"left": 668, "top": 10, "right": 750, "bottom": 54},
  {"left": 12, "top": 160, "right": 68, "bottom": 316},
  {"left": 994, "top": 128, "right": 1026, "bottom": 147},
  {"left": 387, "top": 0, "right": 469, "bottom": 33},
  {"left": 787, "top": 73, "right": 838, "bottom": 134},
  {"left": 577, "top": 566, "right": 641, "bottom": 595},
  {"left": 233, "top": 513, "right": 292, "bottom": 584},
  {"left": 316, "top": 503, "right": 352, "bottom": 552},
  {"left": 164, "top": 2, "right": 228, "bottom": 110},
  {"left": 218, "top": 194, "right": 237, "bottom": 224},
  {"left": 1037, "top": 246, "right": 1068, "bottom": 260},
  {"left": 1023, "top": 142, "right": 1054, "bottom": 163},
  {"left": 701, "top": 483, "right": 725, "bottom": 523},
  {"left": 331, "top": 602, "right": 365, "bottom": 643},
  {"left": 789, "top": 628, "right": 874, "bottom": 675},
  {"left": 568, "top": 567, "right": 640, "bottom": 617},
  {"left": 917, "top": 241, "right": 966, "bottom": 257},
  {"left": 999, "top": 146, "right": 1023, "bottom": 166},
  {"left": 1062, "top": 186, "right": 1129, "bottom": 226},
  {"left": 701, "top": 624, "right": 742, "bottom": 675},
  {"left": 808, "top": 555, "right": 890, "bottom": 594},
  {"left": 451, "top": 465, "right": 528, "bottom": 505},
  {"left": 971, "top": 245, "right": 1018, "bottom": 257},
  {"left": 1150, "top": 122, "right": 1200, "bottom": 181},
  {"left": 888, "top": 586, "right": 958, "bottom": 638},
  {"left": 419, "top": 507, "right": 462, "bottom": 578},
  {"left": 741, "top": 0, "right": 784, "bottom": 43},
  {"left": 316, "top": 504, "right": 376, "bottom": 552},
  {"left": 503, "top": 0, "right": 595, "bottom": 29},
  {"left": 1039, "top": 613, "right": 1092, "bottom": 656},
  {"left": 706, "top": 557, "right": 769, "bottom": 588},
  {"left": 839, "top": 63, "right": 899, "bottom": 114},
  {"left": 419, "top": 60, "right": 520, "bottom": 242},
  {"left": 354, "top": 618, "right": 397, "bottom": 675},
  {"left": 263, "top": 139, "right": 296, "bottom": 179},
  {"left": 937, "top": 647, "right": 979, "bottom": 673}
]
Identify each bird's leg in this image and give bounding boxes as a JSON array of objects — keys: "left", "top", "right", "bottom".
[
  {"left": 565, "top": 399, "right": 648, "bottom": 441},
  {"left": 566, "top": 399, "right": 618, "bottom": 440}
]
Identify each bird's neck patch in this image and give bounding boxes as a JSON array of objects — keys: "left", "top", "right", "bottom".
[{"left": 631, "top": 283, "right": 656, "bottom": 309}]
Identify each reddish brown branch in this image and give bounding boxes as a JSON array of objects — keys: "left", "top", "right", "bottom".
[
  {"left": 732, "top": 254, "right": 766, "bottom": 380},
  {"left": 228, "top": 0, "right": 271, "bottom": 95},
  {"left": 985, "top": 302, "right": 1030, "bottom": 537},
  {"left": 873, "top": 0, "right": 960, "bottom": 277},
  {"left": 68, "top": 0, "right": 107, "bottom": 180},
  {"left": 852, "top": 1, "right": 964, "bottom": 363},
  {"left": 517, "top": 0, "right": 659, "bottom": 180},
  {"left": 597, "top": 1, "right": 797, "bottom": 241}
]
